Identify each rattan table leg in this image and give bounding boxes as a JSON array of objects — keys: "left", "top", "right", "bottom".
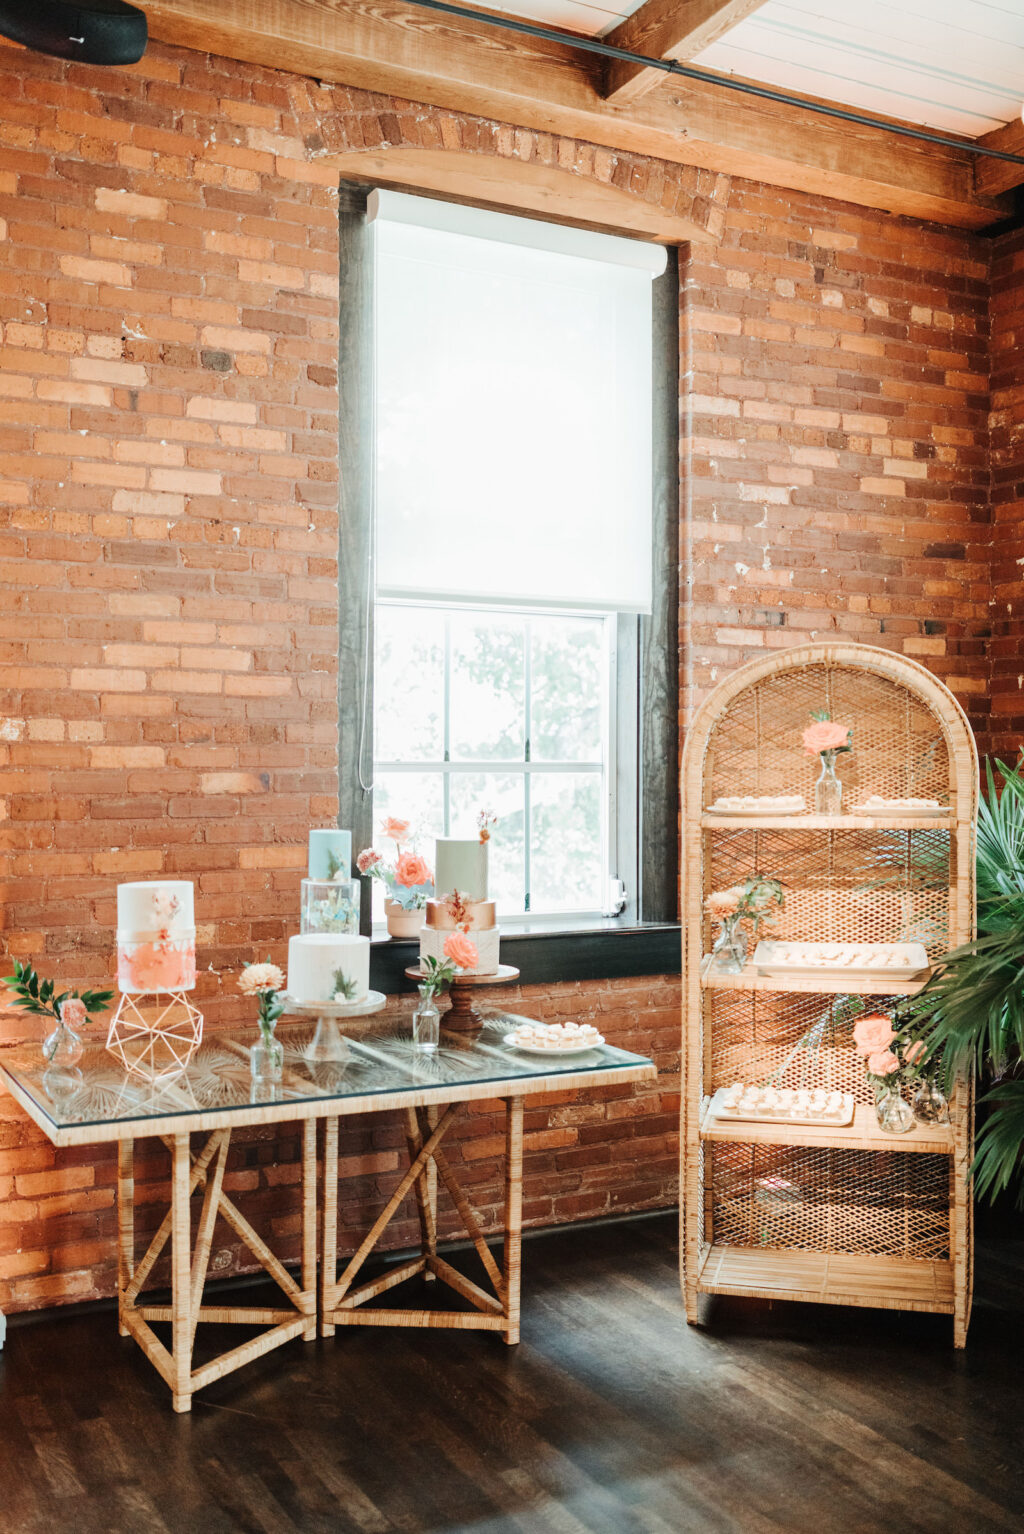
[
  {"left": 301, "top": 1119, "right": 317, "bottom": 1341},
  {"left": 170, "top": 1133, "right": 193, "bottom": 1413},
  {"left": 320, "top": 1116, "right": 339, "bottom": 1337},
  {"left": 503, "top": 1096, "right": 523, "bottom": 1346},
  {"left": 117, "top": 1140, "right": 134, "bottom": 1338}
]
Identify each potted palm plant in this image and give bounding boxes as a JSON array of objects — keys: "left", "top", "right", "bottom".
[{"left": 908, "top": 757, "right": 1024, "bottom": 1204}]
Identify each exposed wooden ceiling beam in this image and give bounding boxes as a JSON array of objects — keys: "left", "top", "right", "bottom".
[
  {"left": 602, "top": 0, "right": 768, "bottom": 105},
  {"left": 974, "top": 119, "right": 1024, "bottom": 198},
  {"left": 142, "top": 0, "right": 1007, "bottom": 231}
]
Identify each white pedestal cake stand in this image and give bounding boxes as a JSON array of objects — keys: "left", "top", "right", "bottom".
[{"left": 281, "top": 991, "right": 387, "bottom": 1062}]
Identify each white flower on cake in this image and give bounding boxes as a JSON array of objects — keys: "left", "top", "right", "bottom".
[
  {"left": 332, "top": 968, "right": 359, "bottom": 1003},
  {"left": 238, "top": 963, "right": 284, "bottom": 996},
  {"left": 152, "top": 891, "right": 181, "bottom": 920}
]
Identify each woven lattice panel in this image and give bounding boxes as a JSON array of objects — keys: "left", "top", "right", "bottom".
[
  {"left": 704, "top": 662, "right": 949, "bottom": 806},
  {"left": 707, "top": 827, "right": 950, "bottom": 957},
  {"left": 710, "top": 1143, "right": 950, "bottom": 1260},
  {"left": 707, "top": 990, "right": 911, "bottom": 1103}
]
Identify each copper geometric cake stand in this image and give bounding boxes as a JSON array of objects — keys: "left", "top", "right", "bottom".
[
  {"left": 106, "top": 991, "right": 204, "bottom": 1082},
  {"left": 404, "top": 964, "right": 520, "bottom": 1033}
]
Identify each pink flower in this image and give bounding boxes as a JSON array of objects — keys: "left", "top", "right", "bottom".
[
  {"left": 356, "top": 848, "right": 382, "bottom": 874},
  {"left": 853, "top": 1012, "right": 895, "bottom": 1056},
  {"left": 60, "top": 997, "right": 87, "bottom": 1028},
  {"left": 867, "top": 1049, "right": 900, "bottom": 1078},
  {"left": 444, "top": 930, "right": 479, "bottom": 970},
  {"left": 704, "top": 890, "right": 740, "bottom": 920},
  {"left": 395, "top": 852, "right": 432, "bottom": 888},
  {"left": 381, "top": 817, "right": 411, "bottom": 843},
  {"left": 903, "top": 1039, "right": 926, "bottom": 1066},
  {"left": 802, "top": 720, "right": 851, "bottom": 756}
]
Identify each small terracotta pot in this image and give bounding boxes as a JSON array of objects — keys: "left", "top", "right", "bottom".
[{"left": 385, "top": 901, "right": 421, "bottom": 940}]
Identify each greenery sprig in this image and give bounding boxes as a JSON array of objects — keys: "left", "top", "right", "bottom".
[
  {"left": 3, "top": 960, "right": 113, "bottom": 1022},
  {"left": 420, "top": 956, "right": 458, "bottom": 998}
]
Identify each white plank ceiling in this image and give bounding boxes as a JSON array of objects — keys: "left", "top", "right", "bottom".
[{"left": 475, "top": 0, "right": 1024, "bottom": 138}]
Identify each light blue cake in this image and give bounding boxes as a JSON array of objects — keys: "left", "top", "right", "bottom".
[{"left": 308, "top": 828, "right": 352, "bottom": 880}]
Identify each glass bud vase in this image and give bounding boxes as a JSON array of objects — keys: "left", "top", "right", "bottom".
[
  {"left": 912, "top": 1080, "right": 950, "bottom": 1126},
  {"left": 413, "top": 984, "right": 441, "bottom": 1052},
  {"left": 874, "top": 1081, "right": 914, "bottom": 1135},
  {"left": 250, "top": 1018, "right": 284, "bottom": 1085},
  {"left": 43, "top": 999, "right": 85, "bottom": 1067},
  {"left": 814, "top": 749, "right": 843, "bottom": 815},
  {"left": 710, "top": 915, "right": 747, "bottom": 974}
]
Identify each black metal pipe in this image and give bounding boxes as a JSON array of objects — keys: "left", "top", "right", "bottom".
[{"left": 404, "top": 0, "right": 1024, "bottom": 168}]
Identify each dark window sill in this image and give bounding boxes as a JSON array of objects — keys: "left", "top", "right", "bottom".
[{"left": 370, "top": 921, "right": 681, "bottom": 995}]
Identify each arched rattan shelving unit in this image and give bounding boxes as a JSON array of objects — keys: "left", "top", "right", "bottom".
[{"left": 680, "top": 643, "right": 977, "bottom": 1346}]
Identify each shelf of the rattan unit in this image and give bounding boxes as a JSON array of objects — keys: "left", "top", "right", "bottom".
[
  {"left": 699, "top": 1101, "right": 954, "bottom": 1154},
  {"left": 699, "top": 961, "right": 930, "bottom": 995},
  {"left": 700, "top": 813, "right": 955, "bottom": 830},
  {"left": 697, "top": 1245, "right": 955, "bottom": 1313}
]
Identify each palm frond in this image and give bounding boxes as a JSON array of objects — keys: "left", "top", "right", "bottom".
[{"left": 972, "top": 1082, "right": 1024, "bottom": 1207}]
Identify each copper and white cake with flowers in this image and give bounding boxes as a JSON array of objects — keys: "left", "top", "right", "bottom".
[{"left": 419, "top": 822, "right": 500, "bottom": 977}]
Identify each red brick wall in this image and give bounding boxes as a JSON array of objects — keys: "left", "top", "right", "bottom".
[
  {"left": 989, "top": 228, "right": 1024, "bottom": 761},
  {"left": 0, "top": 35, "right": 996, "bottom": 1313}
]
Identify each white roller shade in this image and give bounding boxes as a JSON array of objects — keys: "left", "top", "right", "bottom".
[{"left": 370, "top": 191, "right": 662, "bottom": 614}]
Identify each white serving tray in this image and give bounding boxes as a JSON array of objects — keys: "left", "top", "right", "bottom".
[
  {"left": 506, "top": 1029, "right": 605, "bottom": 1057},
  {"left": 704, "top": 805, "right": 798, "bottom": 817},
  {"left": 851, "top": 802, "right": 949, "bottom": 817},
  {"left": 708, "top": 1086, "right": 855, "bottom": 1128},
  {"left": 752, "top": 940, "right": 929, "bottom": 981}
]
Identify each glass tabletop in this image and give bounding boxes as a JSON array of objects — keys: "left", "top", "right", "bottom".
[{"left": 0, "top": 1011, "right": 655, "bottom": 1137}]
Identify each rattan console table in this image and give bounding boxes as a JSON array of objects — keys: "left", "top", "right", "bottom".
[
  {"left": 0, "top": 1012, "right": 654, "bottom": 1410},
  {"left": 681, "top": 644, "right": 977, "bottom": 1345}
]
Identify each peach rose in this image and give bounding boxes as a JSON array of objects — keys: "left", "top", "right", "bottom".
[
  {"left": 853, "top": 1012, "right": 895, "bottom": 1056},
  {"left": 395, "top": 851, "right": 432, "bottom": 888},
  {"left": 903, "top": 1039, "right": 926, "bottom": 1066},
  {"left": 444, "top": 930, "right": 479, "bottom": 970},
  {"left": 381, "top": 817, "right": 411, "bottom": 843},
  {"left": 704, "top": 890, "right": 740, "bottom": 920},
  {"left": 867, "top": 1049, "right": 900, "bottom": 1078},
  {"left": 802, "top": 720, "right": 850, "bottom": 756},
  {"left": 60, "top": 997, "right": 87, "bottom": 1028}
]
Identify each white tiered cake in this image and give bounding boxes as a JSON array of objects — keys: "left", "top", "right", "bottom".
[
  {"left": 286, "top": 932, "right": 370, "bottom": 1005},
  {"left": 116, "top": 880, "right": 196, "bottom": 994},
  {"left": 419, "top": 836, "right": 500, "bottom": 976}
]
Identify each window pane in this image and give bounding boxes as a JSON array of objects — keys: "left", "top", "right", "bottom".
[
  {"left": 531, "top": 615, "right": 604, "bottom": 762},
  {"left": 368, "top": 771, "right": 445, "bottom": 921},
  {"left": 449, "top": 772, "right": 525, "bottom": 915},
  {"left": 530, "top": 773, "right": 604, "bottom": 913},
  {"left": 374, "top": 605, "right": 444, "bottom": 763},
  {"left": 450, "top": 613, "right": 525, "bottom": 762}
]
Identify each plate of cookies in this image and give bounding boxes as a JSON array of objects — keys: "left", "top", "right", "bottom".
[{"left": 505, "top": 1020, "right": 606, "bottom": 1056}]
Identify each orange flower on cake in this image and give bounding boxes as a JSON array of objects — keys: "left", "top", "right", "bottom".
[
  {"left": 381, "top": 817, "right": 411, "bottom": 844},
  {"left": 802, "top": 719, "right": 852, "bottom": 756},
  {"left": 853, "top": 1012, "right": 895, "bottom": 1056},
  {"left": 443, "top": 929, "right": 479, "bottom": 970},
  {"left": 395, "top": 852, "right": 432, "bottom": 889}
]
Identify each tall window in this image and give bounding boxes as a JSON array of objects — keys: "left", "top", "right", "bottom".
[{"left": 369, "top": 192, "right": 666, "bottom": 923}]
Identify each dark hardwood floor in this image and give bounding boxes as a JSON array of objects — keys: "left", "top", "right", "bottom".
[{"left": 1, "top": 1213, "right": 1022, "bottom": 1534}]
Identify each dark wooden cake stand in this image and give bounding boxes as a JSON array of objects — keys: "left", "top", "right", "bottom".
[{"left": 404, "top": 963, "right": 521, "bottom": 1033}]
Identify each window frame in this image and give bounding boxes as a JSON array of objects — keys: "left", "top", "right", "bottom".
[{"left": 337, "top": 182, "right": 679, "bottom": 973}]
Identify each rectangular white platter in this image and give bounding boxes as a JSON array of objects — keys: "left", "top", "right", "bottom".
[
  {"left": 707, "top": 1086, "right": 855, "bottom": 1129},
  {"left": 752, "top": 940, "right": 930, "bottom": 981}
]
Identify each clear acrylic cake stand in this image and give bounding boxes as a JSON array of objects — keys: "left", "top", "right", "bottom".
[{"left": 280, "top": 991, "right": 387, "bottom": 1062}]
